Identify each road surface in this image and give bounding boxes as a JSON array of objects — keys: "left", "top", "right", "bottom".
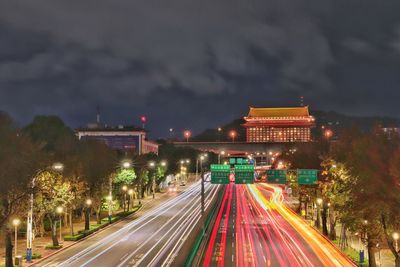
[
  {"left": 202, "top": 183, "right": 356, "bottom": 267},
  {"left": 35, "top": 181, "right": 220, "bottom": 267}
]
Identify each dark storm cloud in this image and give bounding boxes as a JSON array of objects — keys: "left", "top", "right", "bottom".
[{"left": 1, "top": 0, "right": 400, "bottom": 137}]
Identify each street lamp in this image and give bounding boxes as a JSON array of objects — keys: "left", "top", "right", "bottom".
[
  {"left": 12, "top": 218, "right": 20, "bottom": 261},
  {"left": 393, "top": 232, "right": 399, "bottom": 251},
  {"left": 56, "top": 206, "right": 63, "bottom": 242},
  {"left": 218, "top": 151, "right": 225, "bottom": 164},
  {"left": 52, "top": 162, "right": 64, "bottom": 171},
  {"left": 122, "top": 161, "right": 131, "bottom": 169},
  {"left": 128, "top": 189, "right": 134, "bottom": 210},
  {"left": 316, "top": 198, "right": 323, "bottom": 228},
  {"left": 148, "top": 161, "right": 156, "bottom": 199},
  {"left": 85, "top": 199, "right": 92, "bottom": 230},
  {"left": 184, "top": 130, "right": 191, "bottom": 142},
  {"left": 122, "top": 185, "right": 128, "bottom": 212},
  {"left": 27, "top": 162, "right": 64, "bottom": 262},
  {"left": 324, "top": 129, "right": 333, "bottom": 140},
  {"left": 229, "top": 130, "right": 237, "bottom": 142},
  {"left": 107, "top": 195, "right": 113, "bottom": 223},
  {"left": 217, "top": 127, "right": 222, "bottom": 141}
]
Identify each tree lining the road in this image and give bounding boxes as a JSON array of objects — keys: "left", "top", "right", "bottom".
[
  {"left": 0, "top": 113, "right": 170, "bottom": 267},
  {"left": 280, "top": 127, "right": 400, "bottom": 267}
]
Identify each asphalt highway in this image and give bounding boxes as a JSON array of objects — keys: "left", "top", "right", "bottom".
[
  {"left": 35, "top": 180, "right": 220, "bottom": 267},
  {"left": 202, "top": 183, "right": 356, "bottom": 267}
]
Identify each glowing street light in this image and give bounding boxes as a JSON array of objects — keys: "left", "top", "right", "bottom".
[
  {"left": 184, "top": 130, "right": 191, "bottom": 142},
  {"left": 140, "top": 115, "right": 147, "bottom": 128},
  {"left": 56, "top": 207, "right": 63, "bottom": 242},
  {"left": 52, "top": 162, "right": 64, "bottom": 171},
  {"left": 12, "top": 218, "right": 20, "bottom": 260},
  {"left": 393, "top": 232, "right": 399, "bottom": 251},
  {"left": 324, "top": 129, "right": 333, "bottom": 139},
  {"left": 85, "top": 199, "right": 92, "bottom": 230},
  {"left": 122, "top": 161, "right": 131, "bottom": 169},
  {"left": 229, "top": 130, "right": 237, "bottom": 142},
  {"left": 86, "top": 199, "right": 92, "bottom": 206},
  {"left": 128, "top": 189, "right": 134, "bottom": 210},
  {"left": 148, "top": 161, "right": 157, "bottom": 199},
  {"left": 316, "top": 198, "right": 323, "bottom": 228},
  {"left": 122, "top": 185, "right": 128, "bottom": 212}
]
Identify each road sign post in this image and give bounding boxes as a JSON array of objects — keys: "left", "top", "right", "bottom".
[
  {"left": 211, "top": 164, "right": 230, "bottom": 184},
  {"left": 266, "top": 170, "right": 287, "bottom": 184},
  {"left": 297, "top": 169, "right": 318, "bottom": 185},
  {"left": 234, "top": 165, "right": 254, "bottom": 184}
]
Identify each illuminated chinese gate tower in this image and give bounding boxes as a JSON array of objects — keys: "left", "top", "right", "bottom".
[{"left": 243, "top": 106, "right": 315, "bottom": 143}]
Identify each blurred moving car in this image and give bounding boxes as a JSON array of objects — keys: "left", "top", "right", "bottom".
[{"left": 168, "top": 184, "right": 177, "bottom": 193}]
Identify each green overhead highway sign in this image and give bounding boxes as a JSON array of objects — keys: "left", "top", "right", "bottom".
[
  {"left": 211, "top": 164, "right": 230, "bottom": 184},
  {"left": 297, "top": 169, "right": 318, "bottom": 185},
  {"left": 267, "top": 169, "right": 287, "bottom": 184},
  {"left": 234, "top": 165, "right": 254, "bottom": 184}
]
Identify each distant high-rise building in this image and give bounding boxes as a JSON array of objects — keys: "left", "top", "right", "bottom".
[{"left": 76, "top": 125, "right": 158, "bottom": 155}]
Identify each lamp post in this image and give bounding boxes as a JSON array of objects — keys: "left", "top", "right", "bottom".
[
  {"left": 85, "top": 199, "right": 92, "bottom": 231},
  {"left": 218, "top": 151, "right": 225, "bottom": 164},
  {"left": 12, "top": 218, "right": 20, "bottom": 262},
  {"left": 229, "top": 130, "right": 237, "bottom": 142},
  {"left": 196, "top": 155, "right": 206, "bottom": 179},
  {"left": 184, "top": 130, "right": 191, "bottom": 142},
  {"left": 128, "top": 189, "right": 134, "bottom": 211},
  {"left": 393, "top": 232, "right": 399, "bottom": 252},
  {"left": 56, "top": 206, "right": 63, "bottom": 243},
  {"left": 316, "top": 198, "right": 323, "bottom": 228},
  {"left": 149, "top": 161, "right": 156, "bottom": 199},
  {"left": 324, "top": 129, "right": 333, "bottom": 139},
  {"left": 122, "top": 185, "right": 128, "bottom": 212},
  {"left": 26, "top": 163, "right": 64, "bottom": 262},
  {"left": 359, "top": 219, "right": 368, "bottom": 263}
]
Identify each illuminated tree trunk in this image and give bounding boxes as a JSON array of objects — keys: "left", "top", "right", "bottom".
[
  {"left": 328, "top": 207, "right": 337, "bottom": 240},
  {"left": 367, "top": 242, "right": 377, "bottom": 267},
  {"left": 3, "top": 224, "right": 13, "bottom": 267},
  {"left": 48, "top": 215, "right": 59, "bottom": 247},
  {"left": 96, "top": 206, "right": 101, "bottom": 225},
  {"left": 84, "top": 207, "right": 90, "bottom": 231},
  {"left": 321, "top": 206, "right": 328, "bottom": 236},
  {"left": 69, "top": 208, "right": 74, "bottom": 236}
]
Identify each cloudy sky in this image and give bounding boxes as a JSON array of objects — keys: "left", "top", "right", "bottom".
[{"left": 1, "top": 0, "right": 400, "bottom": 138}]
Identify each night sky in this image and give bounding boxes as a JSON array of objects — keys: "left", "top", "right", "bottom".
[{"left": 1, "top": 1, "right": 400, "bottom": 138}]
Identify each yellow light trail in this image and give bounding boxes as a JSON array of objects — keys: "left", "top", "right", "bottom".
[{"left": 248, "top": 184, "right": 356, "bottom": 267}]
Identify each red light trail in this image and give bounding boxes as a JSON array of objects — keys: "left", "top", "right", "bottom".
[{"left": 203, "top": 183, "right": 356, "bottom": 267}]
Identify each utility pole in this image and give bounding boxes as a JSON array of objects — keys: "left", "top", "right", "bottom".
[
  {"left": 26, "top": 179, "right": 34, "bottom": 262},
  {"left": 201, "top": 170, "right": 205, "bottom": 216}
]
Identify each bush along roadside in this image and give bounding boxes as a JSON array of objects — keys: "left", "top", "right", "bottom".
[
  {"left": 332, "top": 240, "right": 369, "bottom": 267},
  {"left": 62, "top": 205, "right": 141, "bottom": 242}
]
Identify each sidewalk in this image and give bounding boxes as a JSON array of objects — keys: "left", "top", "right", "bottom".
[
  {"left": 344, "top": 229, "right": 395, "bottom": 267},
  {"left": 0, "top": 188, "right": 178, "bottom": 266}
]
